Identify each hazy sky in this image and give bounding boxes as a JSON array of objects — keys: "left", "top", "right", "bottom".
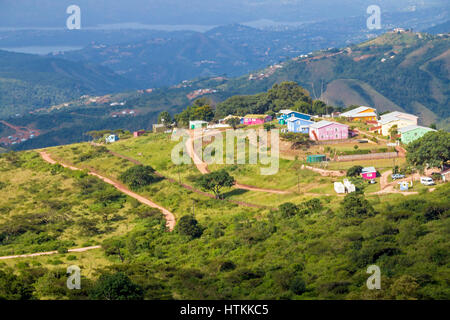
[{"left": 0, "top": 0, "right": 447, "bottom": 28}]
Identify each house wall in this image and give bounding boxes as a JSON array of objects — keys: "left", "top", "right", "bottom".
[
  {"left": 361, "top": 172, "right": 377, "bottom": 180},
  {"left": 310, "top": 124, "right": 348, "bottom": 141},
  {"left": 244, "top": 116, "right": 271, "bottom": 125},
  {"left": 287, "top": 119, "right": 312, "bottom": 133},
  {"left": 381, "top": 119, "right": 416, "bottom": 136}
]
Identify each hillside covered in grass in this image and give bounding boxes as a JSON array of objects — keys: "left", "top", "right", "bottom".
[{"left": 1, "top": 132, "right": 448, "bottom": 300}]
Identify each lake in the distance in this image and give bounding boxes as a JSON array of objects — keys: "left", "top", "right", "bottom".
[{"left": 0, "top": 46, "right": 83, "bottom": 55}]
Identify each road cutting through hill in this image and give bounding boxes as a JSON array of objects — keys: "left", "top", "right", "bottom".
[{"left": 39, "top": 151, "right": 176, "bottom": 231}]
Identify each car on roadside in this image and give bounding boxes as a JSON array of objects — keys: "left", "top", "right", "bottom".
[
  {"left": 391, "top": 174, "right": 406, "bottom": 180},
  {"left": 420, "top": 177, "right": 435, "bottom": 186},
  {"left": 368, "top": 179, "right": 377, "bottom": 184}
]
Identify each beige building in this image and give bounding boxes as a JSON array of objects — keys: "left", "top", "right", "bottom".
[{"left": 379, "top": 112, "right": 418, "bottom": 136}]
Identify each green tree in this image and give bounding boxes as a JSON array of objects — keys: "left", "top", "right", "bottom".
[
  {"left": 193, "top": 105, "right": 214, "bottom": 122},
  {"left": 90, "top": 272, "right": 144, "bottom": 300},
  {"left": 226, "top": 117, "right": 241, "bottom": 129},
  {"left": 158, "top": 111, "right": 172, "bottom": 126},
  {"left": 346, "top": 165, "right": 363, "bottom": 177},
  {"left": 389, "top": 125, "right": 399, "bottom": 141},
  {"left": 340, "top": 193, "right": 375, "bottom": 218},
  {"left": 176, "top": 215, "right": 203, "bottom": 239},
  {"left": 119, "top": 165, "right": 159, "bottom": 190},
  {"left": 407, "top": 131, "right": 450, "bottom": 170},
  {"left": 196, "top": 170, "right": 235, "bottom": 199}
]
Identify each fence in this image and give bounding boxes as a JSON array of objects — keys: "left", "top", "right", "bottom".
[{"left": 336, "top": 152, "right": 398, "bottom": 162}]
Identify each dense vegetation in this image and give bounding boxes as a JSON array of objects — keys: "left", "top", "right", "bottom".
[{"left": 0, "top": 148, "right": 448, "bottom": 300}]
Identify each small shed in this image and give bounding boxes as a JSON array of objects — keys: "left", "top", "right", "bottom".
[
  {"left": 189, "top": 120, "right": 208, "bottom": 130},
  {"left": 334, "top": 182, "right": 346, "bottom": 194},
  {"left": 105, "top": 134, "right": 119, "bottom": 143},
  {"left": 307, "top": 155, "right": 327, "bottom": 163},
  {"left": 361, "top": 167, "right": 377, "bottom": 180},
  {"left": 343, "top": 179, "right": 356, "bottom": 193},
  {"left": 133, "top": 130, "right": 145, "bottom": 137}
]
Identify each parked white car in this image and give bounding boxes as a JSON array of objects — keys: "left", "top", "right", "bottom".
[{"left": 420, "top": 177, "right": 435, "bottom": 186}]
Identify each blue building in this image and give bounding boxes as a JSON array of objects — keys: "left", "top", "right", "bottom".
[
  {"left": 278, "top": 110, "right": 312, "bottom": 124},
  {"left": 287, "top": 117, "right": 314, "bottom": 133}
]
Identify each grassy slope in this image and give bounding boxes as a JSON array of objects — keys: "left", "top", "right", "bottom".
[{"left": 1, "top": 134, "right": 449, "bottom": 300}]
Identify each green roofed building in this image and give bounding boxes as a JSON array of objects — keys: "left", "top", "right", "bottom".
[
  {"left": 399, "top": 125, "right": 436, "bottom": 144},
  {"left": 307, "top": 155, "right": 327, "bottom": 163}
]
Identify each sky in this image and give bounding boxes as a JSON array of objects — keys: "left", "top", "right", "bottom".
[{"left": 0, "top": 0, "right": 446, "bottom": 28}]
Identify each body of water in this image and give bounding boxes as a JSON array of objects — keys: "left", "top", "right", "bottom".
[{"left": 0, "top": 46, "right": 83, "bottom": 55}]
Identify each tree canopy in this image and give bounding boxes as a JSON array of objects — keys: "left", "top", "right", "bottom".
[
  {"left": 195, "top": 170, "right": 235, "bottom": 199},
  {"left": 119, "top": 165, "right": 159, "bottom": 190},
  {"left": 407, "top": 131, "right": 450, "bottom": 170}
]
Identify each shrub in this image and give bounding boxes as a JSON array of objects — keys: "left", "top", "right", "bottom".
[
  {"left": 219, "top": 261, "right": 236, "bottom": 272},
  {"left": 279, "top": 202, "right": 299, "bottom": 218},
  {"left": 90, "top": 272, "right": 144, "bottom": 300},
  {"left": 119, "top": 165, "right": 159, "bottom": 190},
  {"left": 176, "top": 215, "right": 203, "bottom": 239},
  {"left": 290, "top": 276, "right": 307, "bottom": 295}
]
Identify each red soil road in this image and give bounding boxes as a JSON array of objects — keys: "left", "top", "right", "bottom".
[
  {"left": 185, "top": 131, "right": 290, "bottom": 194},
  {"left": 92, "top": 143, "right": 272, "bottom": 209},
  {"left": 0, "top": 246, "right": 101, "bottom": 260},
  {"left": 39, "top": 151, "right": 176, "bottom": 231}
]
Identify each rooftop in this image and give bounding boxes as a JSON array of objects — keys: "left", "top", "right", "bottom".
[
  {"left": 340, "top": 106, "right": 377, "bottom": 118},
  {"left": 362, "top": 167, "right": 377, "bottom": 173},
  {"left": 398, "top": 125, "right": 436, "bottom": 133},
  {"left": 309, "top": 120, "right": 349, "bottom": 129}
]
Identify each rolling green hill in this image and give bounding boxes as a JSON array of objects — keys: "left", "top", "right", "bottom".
[
  {"left": 0, "top": 132, "right": 449, "bottom": 300},
  {"left": 212, "top": 32, "right": 450, "bottom": 126},
  {"left": 3, "top": 32, "right": 449, "bottom": 152},
  {"left": 0, "top": 50, "right": 136, "bottom": 118}
]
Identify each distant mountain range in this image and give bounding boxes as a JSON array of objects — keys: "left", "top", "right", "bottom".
[
  {"left": 0, "top": 50, "right": 134, "bottom": 118},
  {"left": 1, "top": 31, "right": 449, "bottom": 151}
]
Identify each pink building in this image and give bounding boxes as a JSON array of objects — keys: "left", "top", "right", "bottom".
[
  {"left": 133, "top": 130, "right": 145, "bottom": 137},
  {"left": 309, "top": 120, "right": 349, "bottom": 141},
  {"left": 243, "top": 114, "right": 272, "bottom": 125},
  {"left": 361, "top": 167, "right": 377, "bottom": 180}
]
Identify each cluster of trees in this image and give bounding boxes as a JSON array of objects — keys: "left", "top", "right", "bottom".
[
  {"left": 215, "top": 82, "right": 336, "bottom": 118},
  {"left": 407, "top": 131, "right": 450, "bottom": 170},
  {"left": 174, "top": 98, "right": 214, "bottom": 126},
  {"left": 1, "top": 179, "right": 449, "bottom": 300}
]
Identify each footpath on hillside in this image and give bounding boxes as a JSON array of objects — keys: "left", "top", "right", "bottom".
[
  {"left": 185, "top": 130, "right": 290, "bottom": 194},
  {"left": 40, "top": 151, "right": 176, "bottom": 231}
]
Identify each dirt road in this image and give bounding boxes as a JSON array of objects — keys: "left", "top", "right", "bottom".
[
  {"left": 40, "top": 151, "right": 176, "bottom": 231},
  {"left": 185, "top": 131, "right": 290, "bottom": 194},
  {"left": 0, "top": 246, "right": 101, "bottom": 260}
]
